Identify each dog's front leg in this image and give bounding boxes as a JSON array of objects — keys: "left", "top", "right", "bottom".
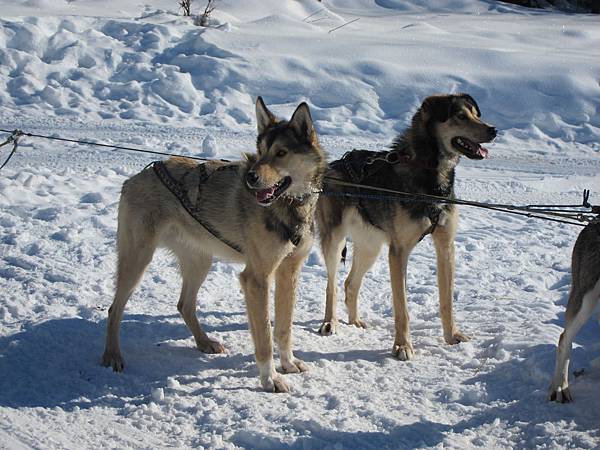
[
  {"left": 240, "top": 267, "right": 289, "bottom": 393},
  {"left": 274, "top": 247, "right": 311, "bottom": 375},
  {"left": 432, "top": 209, "right": 470, "bottom": 345},
  {"left": 388, "top": 244, "right": 414, "bottom": 360}
]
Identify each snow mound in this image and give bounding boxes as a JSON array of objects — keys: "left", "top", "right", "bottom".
[{"left": 0, "top": 2, "right": 599, "bottom": 148}]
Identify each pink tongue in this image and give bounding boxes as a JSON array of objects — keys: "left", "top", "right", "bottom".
[
  {"left": 256, "top": 187, "right": 275, "bottom": 202},
  {"left": 477, "top": 145, "right": 489, "bottom": 158}
]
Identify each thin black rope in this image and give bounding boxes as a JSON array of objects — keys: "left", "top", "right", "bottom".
[
  {"left": 1, "top": 128, "right": 596, "bottom": 227},
  {"left": 0, "top": 128, "right": 225, "bottom": 163},
  {"left": 323, "top": 177, "right": 588, "bottom": 213},
  {"left": 322, "top": 177, "right": 596, "bottom": 227},
  {"left": 319, "top": 190, "right": 588, "bottom": 227}
]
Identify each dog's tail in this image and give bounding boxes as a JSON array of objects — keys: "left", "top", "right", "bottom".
[{"left": 341, "top": 244, "right": 347, "bottom": 265}]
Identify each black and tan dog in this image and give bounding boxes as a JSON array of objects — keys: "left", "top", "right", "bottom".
[
  {"left": 102, "top": 97, "right": 327, "bottom": 392},
  {"left": 317, "top": 94, "right": 496, "bottom": 360}
]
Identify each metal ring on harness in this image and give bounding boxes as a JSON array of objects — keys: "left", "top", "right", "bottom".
[
  {"left": 385, "top": 151, "right": 400, "bottom": 164},
  {"left": 364, "top": 150, "right": 407, "bottom": 166}
]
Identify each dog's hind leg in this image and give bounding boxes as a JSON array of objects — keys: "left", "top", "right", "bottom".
[
  {"left": 318, "top": 225, "right": 347, "bottom": 336},
  {"left": 176, "top": 250, "right": 225, "bottom": 354},
  {"left": 549, "top": 279, "right": 600, "bottom": 402},
  {"left": 431, "top": 209, "right": 470, "bottom": 345},
  {"left": 102, "top": 210, "right": 157, "bottom": 372},
  {"left": 274, "top": 244, "right": 311, "bottom": 374},
  {"left": 344, "top": 233, "right": 382, "bottom": 329}
]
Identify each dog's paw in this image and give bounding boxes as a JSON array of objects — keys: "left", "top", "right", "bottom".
[
  {"left": 197, "top": 339, "right": 226, "bottom": 354},
  {"left": 318, "top": 320, "right": 338, "bottom": 336},
  {"left": 549, "top": 386, "right": 572, "bottom": 403},
  {"left": 348, "top": 318, "right": 367, "bottom": 329},
  {"left": 262, "top": 373, "right": 291, "bottom": 393},
  {"left": 281, "top": 358, "right": 309, "bottom": 374},
  {"left": 101, "top": 351, "right": 125, "bottom": 372},
  {"left": 445, "top": 330, "right": 471, "bottom": 345},
  {"left": 392, "top": 343, "right": 414, "bottom": 361}
]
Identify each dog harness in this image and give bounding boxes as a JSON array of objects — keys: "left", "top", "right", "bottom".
[
  {"left": 152, "top": 160, "right": 306, "bottom": 253},
  {"left": 329, "top": 149, "right": 442, "bottom": 240},
  {"left": 152, "top": 160, "right": 244, "bottom": 254}
]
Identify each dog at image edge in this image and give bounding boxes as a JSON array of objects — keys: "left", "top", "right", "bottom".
[
  {"left": 317, "top": 93, "right": 497, "bottom": 360},
  {"left": 549, "top": 220, "right": 600, "bottom": 403},
  {"left": 101, "top": 97, "right": 327, "bottom": 392}
]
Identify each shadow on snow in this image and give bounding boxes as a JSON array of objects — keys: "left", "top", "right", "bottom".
[
  {"left": 1, "top": 305, "right": 598, "bottom": 448},
  {"left": 0, "top": 312, "right": 252, "bottom": 410}
]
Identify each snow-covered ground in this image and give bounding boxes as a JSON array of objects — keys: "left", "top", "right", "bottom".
[{"left": 1, "top": 1, "right": 599, "bottom": 448}]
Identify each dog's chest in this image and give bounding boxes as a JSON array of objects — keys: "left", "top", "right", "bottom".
[{"left": 263, "top": 200, "right": 315, "bottom": 248}]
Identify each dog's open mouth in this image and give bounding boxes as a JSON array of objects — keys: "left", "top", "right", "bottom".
[
  {"left": 451, "top": 137, "right": 489, "bottom": 160},
  {"left": 253, "top": 176, "right": 292, "bottom": 206}
]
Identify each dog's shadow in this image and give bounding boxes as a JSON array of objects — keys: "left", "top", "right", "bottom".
[
  {"left": 0, "top": 312, "right": 254, "bottom": 410},
  {"left": 3, "top": 306, "right": 599, "bottom": 445}
]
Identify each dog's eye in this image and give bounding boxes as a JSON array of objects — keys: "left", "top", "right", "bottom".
[
  {"left": 276, "top": 149, "right": 287, "bottom": 157},
  {"left": 457, "top": 112, "right": 467, "bottom": 120}
]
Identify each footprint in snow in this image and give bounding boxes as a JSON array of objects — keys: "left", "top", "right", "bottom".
[
  {"left": 4, "top": 256, "right": 36, "bottom": 271},
  {"left": 80, "top": 192, "right": 104, "bottom": 204},
  {"left": 44, "top": 272, "right": 75, "bottom": 284},
  {"left": 34, "top": 207, "right": 60, "bottom": 221},
  {"left": 50, "top": 230, "right": 70, "bottom": 242}
]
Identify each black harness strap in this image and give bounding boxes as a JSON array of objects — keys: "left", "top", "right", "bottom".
[
  {"left": 331, "top": 149, "right": 395, "bottom": 184},
  {"left": 331, "top": 149, "right": 445, "bottom": 238},
  {"left": 286, "top": 223, "right": 303, "bottom": 246},
  {"left": 419, "top": 209, "right": 441, "bottom": 242},
  {"left": 152, "top": 161, "right": 243, "bottom": 254},
  {"left": 330, "top": 150, "right": 392, "bottom": 230},
  {"left": 264, "top": 214, "right": 304, "bottom": 247}
]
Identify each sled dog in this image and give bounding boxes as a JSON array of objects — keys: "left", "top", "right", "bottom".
[
  {"left": 549, "top": 219, "right": 600, "bottom": 402},
  {"left": 102, "top": 98, "right": 326, "bottom": 392},
  {"left": 317, "top": 94, "right": 497, "bottom": 360}
]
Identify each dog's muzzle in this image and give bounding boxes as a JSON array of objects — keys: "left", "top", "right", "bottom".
[{"left": 246, "top": 172, "right": 293, "bottom": 206}]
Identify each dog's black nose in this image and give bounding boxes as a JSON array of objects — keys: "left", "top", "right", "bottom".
[
  {"left": 488, "top": 126, "right": 497, "bottom": 139},
  {"left": 246, "top": 170, "right": 259, "bottom": 187}
]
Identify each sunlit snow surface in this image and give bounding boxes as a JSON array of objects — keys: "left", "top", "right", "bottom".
[{"left": 1, "top": 1, "right": 599, "bottom": 448}]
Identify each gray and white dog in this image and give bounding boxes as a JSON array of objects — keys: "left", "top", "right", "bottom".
[
  {"left": 549, "top": 219, "right": 600, "bottom": 402},
  {"left": 101, "top": 97, "right": 327, "bottom": 392}
]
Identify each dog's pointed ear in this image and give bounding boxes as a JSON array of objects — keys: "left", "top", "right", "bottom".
[
  {"left": 458, "top": 93, "right": 481, "bottom": 117},
  {"left": 421, "top": 95, "right": 452, "bottom": 123},
  {"left": 289, "top": 102, "right": 315, "bottom": 142},
  {"left": 256, "top": 96, "right": 277, "bottom": 135}
]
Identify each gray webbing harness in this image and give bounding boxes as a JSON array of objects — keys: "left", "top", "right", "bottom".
[
  {"left": 152, "top": 160, "right": 244, "bottom": 254},
  {"left": 152, "top": 160, "right": 306, "bottom": 253}
]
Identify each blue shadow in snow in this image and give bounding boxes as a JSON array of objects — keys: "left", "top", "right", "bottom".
[{"left": 0, "top": 312, "right": 252, "bottom": 410}]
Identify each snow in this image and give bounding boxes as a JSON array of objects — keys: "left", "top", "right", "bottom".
[{"left": 1, "top": 0, "right": 599, "bottom": 448}]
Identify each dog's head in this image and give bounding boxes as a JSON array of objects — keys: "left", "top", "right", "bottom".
[
  {"left": 420, "top": 94, "right": 496, "bottom": 160},
  {"left": 245, "top": 97, "right": 326, "bottom": 206}
]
